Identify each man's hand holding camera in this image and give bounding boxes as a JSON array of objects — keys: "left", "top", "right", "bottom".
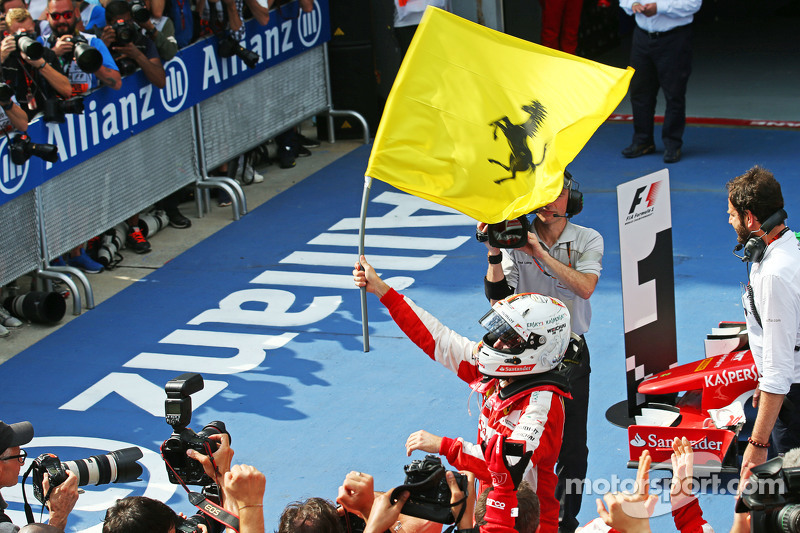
[
  {"left": 0, "top": 34, "right": 17, "bottom": 64},
  {"left": 363, "top": 490, "right": 410, "bottom": 533},
  {"left": 186, "top": 431, "right": 234, "bottom": 484},
  {"left": 0, "top": 34, "right": 44, "bottom": 67},
  {"left": 337, "top": 471, "right": 375, "bottom": 520},
  {"left": 51, "top": 36, "right": 75, "bottom": 58},
  {"left": 41, "top": 470, "right": 79, "bottom": 530}
]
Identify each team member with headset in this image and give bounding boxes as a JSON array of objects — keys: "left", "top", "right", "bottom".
[
  {"left": 477, "top": 170, "right": 603, "bottom": 533},
  {"left": 726, "top": 166, "right": 800, "bottom": 533}
]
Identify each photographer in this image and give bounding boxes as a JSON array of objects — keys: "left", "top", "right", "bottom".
[
  {"left": 1, "top": 8, "right": 71, "bottom": 119},
  {"left": 0, "top": 420, "right": 79, "bottom": 533},
  {"left": 41, "top": 0, "right": 121, "bottom": 93},
  {"left": 132, "top": 0, "right": 178, "bottom": 62},
  {"left": 354, "top": 256, "right": 577, "bottom": 533},
  {"left": 100, "top": 0, "right": 164, "bottom": 87}
]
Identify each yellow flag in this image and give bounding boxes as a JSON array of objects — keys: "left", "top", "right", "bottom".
[{"left": 365, "top": 7, "right": 633, "bottom": 224}]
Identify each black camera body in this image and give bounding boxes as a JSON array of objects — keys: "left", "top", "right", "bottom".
[
  {"left": 476, "top": 216, "right": 531, "bottom": 249},
  {"left": 218, "top": 35, "right": 259, "bottom": 70},
  {"left": 737, "top": 456, "right": 800, "bottom": 533},
  {"left": 390, "top": 455, "right": 468, "bottom": 524},
  {"left": 9, "top": 134, "right": 59, "bottom": 165},
  {"left": 0, "top": 82, "right": 14, "bottom": 102},
  {"left": 112, "top": 19, "right": 137, "bottom": 45},
  {"left": 130, "top": 0, "right": 151, "bottom": 24},
  {"left": 65, "top": 34, "right": 102, "bottom": 73},
  {"left": 28, "top": 447, "right": 143, "bottom": 504},
  {"left": 175, "top": 485, "right": 225, "bottom": 533},
  {"left": 43, "top": 96, "right": 85, "bottom": 123},
  {"left": 162, "top": 373, "right": 231, "bottom": 486},
  {"left": 13, "top": 32, "right": 43, "bottom": 61}
]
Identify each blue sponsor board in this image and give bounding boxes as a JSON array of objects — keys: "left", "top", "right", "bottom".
[{"left": 0, "top": 0, "right": 329, "bottom": 206}]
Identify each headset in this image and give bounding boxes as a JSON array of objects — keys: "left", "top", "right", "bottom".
[
  {"left": 563, "top": 170, "right": 583, "bottom": 218},
  {"left": 733, "top": 208, "right": 788, "bottom": 263}
]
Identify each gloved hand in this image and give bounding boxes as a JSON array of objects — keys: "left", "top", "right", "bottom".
[
  {"left": 483, "top": 434, "right": 531, "bottom": 492},
  {"left": 481, "top": 434, "right": 532, "bottom": 531}
]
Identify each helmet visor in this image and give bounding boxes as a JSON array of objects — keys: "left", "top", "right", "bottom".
[{"left": 479, "top": 308, "right": 525, "bottom": 350}]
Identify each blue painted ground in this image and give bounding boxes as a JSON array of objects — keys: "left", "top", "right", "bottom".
[{"left": 1, "top": 122, "right": 798, "bottom": 532}]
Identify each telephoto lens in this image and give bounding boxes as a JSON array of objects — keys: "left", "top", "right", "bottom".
[{"left": 14, "top": 33, "right": 44, "bottom": 61}]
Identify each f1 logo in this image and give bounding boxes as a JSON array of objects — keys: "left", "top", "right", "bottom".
[{"left": 628, "top": 181, "right": 662, "bottom": 214}]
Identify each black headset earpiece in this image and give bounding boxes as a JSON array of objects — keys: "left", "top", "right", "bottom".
[
  {"left": 564, "top": 170, "right": 583, "bottom": 218},
  {"left": 736, "top": 208, "right": 787, "bottom": 263}
]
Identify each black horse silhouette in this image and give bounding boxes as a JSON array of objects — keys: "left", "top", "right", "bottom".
[{"left": 487, "top": 101, "right": 548, "bottom": 184}]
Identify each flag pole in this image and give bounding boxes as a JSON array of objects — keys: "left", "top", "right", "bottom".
[{"left": 358, "top": 175, "right": 373, "bottom": 352}]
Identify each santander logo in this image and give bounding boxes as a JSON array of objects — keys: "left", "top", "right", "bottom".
[{"left": 630, "top": 434, "right": 646, "bottom": 447}]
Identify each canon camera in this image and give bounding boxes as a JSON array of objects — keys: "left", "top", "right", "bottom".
[
  {"left": 27, "top": 447, "right": 143, "bottom": 504},
  {"left": 161, "top": 372, "right": 231, "bottom": 486},
  {"left": 390, "top": 455, "right": 468, "bottom": 524}
]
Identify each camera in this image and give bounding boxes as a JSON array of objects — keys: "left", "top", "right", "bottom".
[
  {"left": 8, "top": 134, "right": 59, "bottom": 165},
  {"left": 390, "top": 455, "right": 468, "bottom": 524},
  {"left": 28, "top": 448, "right": 143, "bottom": 504},
  {"left": 43, "top": 96, "right": 85, "bottom": 123},
  {"left": 115, "top": 56, "right": 138, "bottom": 76},
  {"left": 130, "top": 0, "right": 151, "bottom": 24},
  {"left": 476, "top": 215, "right": 531, "bottom": 249},
  {"left": 736, "top": 456, "right": 800, "bottom": 533},
  {"left": 174, "top": 485, "right": 225, "bottom": 533},
  {"left": 340, "top": 510, "right": 366, "bottom": 533},
  {"left": 13, "top": 32, "right": 43, "bottom": 61},
  {"left": 65, "top": 34, "right": 102, "bottom": 73},
  {"left": 218, "top": 35, "right": 259, "bottom": 70},
  {"left": 92, "top": 226, "right": 125, "bottom": 268},
  {"left": 0, "top": 82, "right": 14, "bottom": 103},
  {"left": 176, "top": 511, "right": 224, "bottom": 533},
  {"left": 161, "top": 372, "right": 231, "bottom": 486},
  {"left": 112, "top": 18, "right": 137, "bottom": 45}
]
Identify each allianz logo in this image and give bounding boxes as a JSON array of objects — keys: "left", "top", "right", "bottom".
[
  {"left": 0, "top": 137, "right": 29, "bottom": 196},
  {"left": 630, "top": 433, "right": 723, "bottom": 451},
  {"left": 298, "top": 1, "right": 323, "bottom": 48},
  {"left": 160, "top": 57, "right": 190, "bottom": 113}
]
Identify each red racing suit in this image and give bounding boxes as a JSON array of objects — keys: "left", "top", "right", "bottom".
[{"left": 380, "top": 288, "right": 569, "bottom": 533}]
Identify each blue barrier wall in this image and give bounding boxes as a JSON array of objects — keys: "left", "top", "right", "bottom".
[{"left": 0, "top": 0, "right": 331, "bottom": 207}]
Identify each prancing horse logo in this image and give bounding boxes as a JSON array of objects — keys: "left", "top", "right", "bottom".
[{"left": 487, "top": 100, "right": 548, "bottom": 184}]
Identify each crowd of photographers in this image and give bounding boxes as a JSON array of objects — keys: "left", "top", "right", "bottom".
[
  {"left": 0, "top": 0, "right": 319, "bottom": 336},
  {"left": 13, "top": 407, "right": 794, "bottom": 533}
]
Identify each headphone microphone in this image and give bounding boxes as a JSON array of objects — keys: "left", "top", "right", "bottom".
[{"left": 733, "top": 208, "right": 787, "bottom": 263}]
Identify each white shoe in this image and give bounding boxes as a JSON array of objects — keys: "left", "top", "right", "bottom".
[
  {"left": 0, "top": 323, "right": 9, "bottom": 337},
  {"left": 247, "top": 164, "right": 264, "bottom": 183},
  {"left": 0, "top": 306, "right": 21, "bottom": 328}
]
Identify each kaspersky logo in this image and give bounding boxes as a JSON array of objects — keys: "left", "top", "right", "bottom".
[
  {"left": 160, "top": 56, "right": 189, "bottom": 113},
  {"left": 0, "top": 136, "right": 29, "bottom": 196},
  {"left": 298, "top": 1, "right": 323, "bottom": 48}
]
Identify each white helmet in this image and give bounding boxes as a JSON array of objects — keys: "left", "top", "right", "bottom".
[{"left": 477, "top": 293, "right": 571, "bottom": 378}]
